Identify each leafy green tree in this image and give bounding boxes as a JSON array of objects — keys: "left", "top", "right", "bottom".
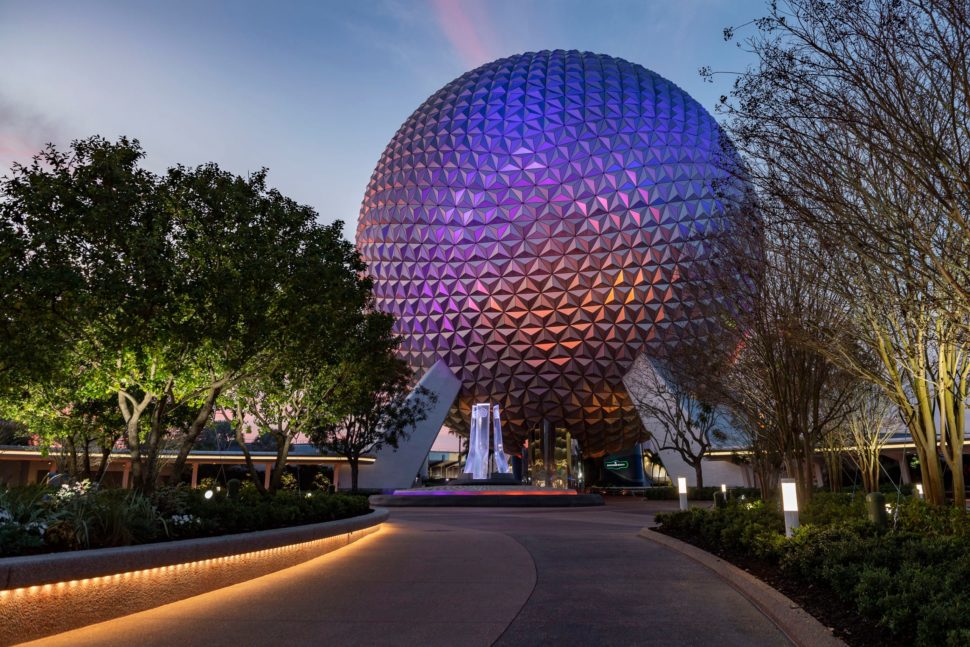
[
  {"left": 223, "top": 366, "right": 342, "bottom": 494},
  {"left": 1, "top": 136, "right": 372, "bottom": 491}
]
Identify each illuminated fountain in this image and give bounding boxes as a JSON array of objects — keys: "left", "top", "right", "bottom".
[
  {"left": 371, "top": 404, "right": 602, "bottom": 506},
  {"left": 459, "top": 404, "right": 512, "bottom": 482}
]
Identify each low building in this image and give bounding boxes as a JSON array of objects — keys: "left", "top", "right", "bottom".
[{"left": 0, "top": 444, "right": 372, "bottom": 490}]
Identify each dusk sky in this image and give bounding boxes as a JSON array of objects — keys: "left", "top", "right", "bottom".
[{"left": 0, "top": 0, "right": 764, "bottom": 239}]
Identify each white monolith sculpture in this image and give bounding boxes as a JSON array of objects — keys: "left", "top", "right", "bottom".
[
  {"left": 492, "top": 405, "right": 510, "bottom": 474},
  {"left": 463, "top": 403, "right": 491, "bottom": 480},
  {"left": 462, "top": 403, "right": 512, "bottom": 479}
]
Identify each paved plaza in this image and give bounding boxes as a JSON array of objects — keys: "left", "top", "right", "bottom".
[{"left": 23, "top": 500, "right": 790, "bottom": 647}]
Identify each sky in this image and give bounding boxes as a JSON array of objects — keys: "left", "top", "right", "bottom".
[{"left": 0, "top": 0, "right": 765, "bottom": 240}]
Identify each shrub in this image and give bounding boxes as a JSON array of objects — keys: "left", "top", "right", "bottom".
[
  {"left": 655, "top": 493, "right": 970, "bottom": 646},
  {"left": 657, "top": 500, "right": 785, "bottom": 558},
  {"left": 641, "top": 486, "right": 761, "bottom": 501},
  {"left": 0, "top": 482, "right": 370, "bottom": 557}
]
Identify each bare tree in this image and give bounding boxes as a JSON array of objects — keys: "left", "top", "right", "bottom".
[
  {"left": 626, "top": 354, "right": 725, "bottom": 489},
  {"left": 731, "top": 410, "right": 784, "bottom": 500},
  {"left": 696, "top": 208, "right": 860, "bottom": 501},
  {"left": 712, "top": 0, "right": 970, "bottom": 505},
  {"left": 844, "top": 386, "right": 899, "bottom": 494},
  {"left": 819, "top": 423, "right": 847, "bottom": 493}
]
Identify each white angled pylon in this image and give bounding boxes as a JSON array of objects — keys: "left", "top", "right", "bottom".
[{"left": 492, "top": 405, "right": 510, "bottom": 474}]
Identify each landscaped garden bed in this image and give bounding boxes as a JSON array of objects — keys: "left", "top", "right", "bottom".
[
  {"left": 655, "top": 492, "right": 970, "bottom": 647},
  {"left": 0, "top": 480, "right": 370, "bottom": 557}
]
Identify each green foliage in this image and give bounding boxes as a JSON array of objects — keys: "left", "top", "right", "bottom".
[
  {"left": 640, "top": 486, "right": 761, "bottom": 501},
  {"left": 312, "top": 471, "right": 331, "bottom": 491},
  {"left": 310, "top": 318, "right": 436, "bottom": 491},
  {"left": 798, "top": 491, "right": 866, "bottom": 526},
  {"left": 0, "top": 482, "right": 369, "bottom": 557},
  {"left": 278, "top": 472, "right": 298, "bottom": 491},
  {"left": 656, "top": 495, "right": 970, "bottom": 645},
  {"left": 0, "top": 136, "right": 377, "bottom": 492},
  {"left": 657, "top": 499, "right": 786, "bottom": 559},
  {"left": 226, "top": 478, "right": 241, "bottom": 500},
  {"left": 896, "top": 499, "right": 970, "bottom": 537},
  {"left": 0, "top": 484, "right": 50, "bottom": 554}
]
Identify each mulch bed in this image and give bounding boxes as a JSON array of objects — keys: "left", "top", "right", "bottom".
[{"left": 658, "top": 529, "right": 903, "bottom": 647}]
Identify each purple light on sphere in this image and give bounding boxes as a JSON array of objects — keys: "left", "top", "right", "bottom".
[{"left": 357, "top": 50, "right": 739, "bottom": 456}]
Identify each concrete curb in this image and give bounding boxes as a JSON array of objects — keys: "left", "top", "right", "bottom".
[
  {"left": 638, "top": 528, "right": 845, "bottom": 647},
  {"left": 0, "top": 508, "right": 388, "bottom": 646},
  {"left": 0, "top": 507, "right": 388, "bottom": 589}
]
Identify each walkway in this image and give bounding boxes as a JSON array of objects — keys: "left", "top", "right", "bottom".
[{"left": 22, "top": 500, "right": 790, "bottom": 646}]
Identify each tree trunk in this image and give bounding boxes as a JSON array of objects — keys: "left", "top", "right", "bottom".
[
  {"left": 951, "top": 455, "right": 966, "bottom": 508},
  {"left": 350, "top": 457, "right": 359, "bottom": 494},
  {"left": 94, "top": 445, "right": 111, "bottom": 484},
  {"left": 823, "top": 446, "right": 842, "bottom": 493},
  {"left": 170, "top": 384, "right": 224, "bottom": 486},
  {"left": 800, "top": 436, "right": 814, "bottom": 503},
  {"left": 82, "top": 439, "right": 93, "bottom": 480},
  {"left": 270, "top": 435, "right": 292, "bottom": 492},
  {"left": 64, "top": 436, "right": 79, "bottom": 480},
  {"left": 126, "top": 417, "right": 145, "bottom": 491},
  {"left": 863, "top": 461, "right": 876, "bottom": 494},
  {"left": 234, "top": 419, "right": 266, "bottom": 493},
  {"left": 693, "top": 462, "right": 704, "bottom": 490},
  {"left": 914, "top": 436, "right": 946, "bottom": 505}
]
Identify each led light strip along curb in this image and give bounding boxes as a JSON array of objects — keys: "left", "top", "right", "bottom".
[{"left": 0, "top": 513, "right": 385, "bottom": 646}]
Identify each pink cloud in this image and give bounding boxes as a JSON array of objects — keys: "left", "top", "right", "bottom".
[
  {"left": 430, "top": 0, "right": 497, "bottom": 68},
  {"left": 0, "top": 135, "right": 43, "bottom": 173}
]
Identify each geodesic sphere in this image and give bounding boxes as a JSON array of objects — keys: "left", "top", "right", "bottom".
[{"left": 357, "top": 50, "right": 736, "bottom": 456}]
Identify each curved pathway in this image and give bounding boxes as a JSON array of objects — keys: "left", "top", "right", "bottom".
[{"left": 21, "top": 500, "right": 789, "bottom": 646}]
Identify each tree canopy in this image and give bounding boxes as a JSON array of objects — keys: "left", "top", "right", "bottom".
[{"left": 0, "top": 136, "right": 376, "bottom": 491}]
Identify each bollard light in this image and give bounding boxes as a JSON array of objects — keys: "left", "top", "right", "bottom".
[
  {"left": 780, "top": 478, "right": 799, "bottom": 537},
  {"left": 915, "top": 483, "right": 924, "bottom": 500},
  {"left": 721, "top": 483, "right": 727, "bottom": 494},
  {"left": 781, "top": 481, "right": 798, "bottom": 511},
  {"left": 677, "top": 477, "right": 688, "bottom": 511}
]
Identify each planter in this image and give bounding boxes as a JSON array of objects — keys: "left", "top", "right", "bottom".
[{"left": 0, "top": 508, "right": 388, "bottom": 646}]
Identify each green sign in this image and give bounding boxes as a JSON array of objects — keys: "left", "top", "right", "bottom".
[{"left": 605, "top": 459, "right": 629, "bottom": 471}]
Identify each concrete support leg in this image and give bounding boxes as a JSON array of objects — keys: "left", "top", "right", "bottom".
[
  {"left": 263, "top": 465, "right": 271, "bottom": 491},
  {"left": 542, "top": 419, "right": 554, "bottom": 487},
  {"left": 122, "top": 462, "right": 130, "bottom": 489},
  {"left": 191, "top": 463, "right": 199, "bottom": 488}
]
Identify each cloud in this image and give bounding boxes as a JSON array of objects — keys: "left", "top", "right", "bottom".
[
  {"left": 0, "top": 94, "right": 61, "bottom": 169},
  {"left": 429, "top": 0, "right": 497, "bottom": 68}
]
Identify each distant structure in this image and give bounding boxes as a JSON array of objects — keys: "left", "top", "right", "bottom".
[{"left": 357, "top": 50, "right": 743, "bottom": 459}]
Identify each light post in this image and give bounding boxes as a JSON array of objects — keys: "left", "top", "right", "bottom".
[
  {"left": 781, "top": 478, "right": 799, "bottom": 537},
  {"left": 677, "top": 477, "right": 688, "bottom": 511},
  {"left": 915, "top": 483, "right": 924, "bottom": 500},
  {"left": 714, "top": 482, "right": 728, "bottom": 508}
]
